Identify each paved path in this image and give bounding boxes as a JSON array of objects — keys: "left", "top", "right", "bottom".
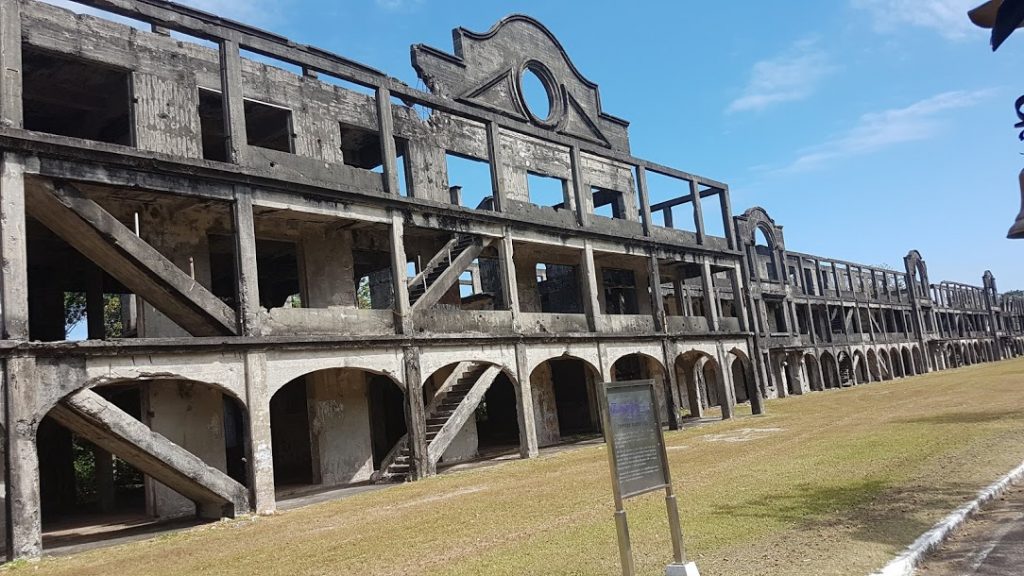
[{"left": 917, "top": 483, "right": 1024, "bottom": 576}]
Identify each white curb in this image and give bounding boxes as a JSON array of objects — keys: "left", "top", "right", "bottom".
[{"left": 869, "top": 459, "right": 1024, "bottom": 576}]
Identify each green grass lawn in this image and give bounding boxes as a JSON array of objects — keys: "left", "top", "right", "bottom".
[{"left": 13, "top": 358, "right": 1024, "bottom": 576}]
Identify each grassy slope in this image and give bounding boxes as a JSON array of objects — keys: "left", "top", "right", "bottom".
[{"left": 12, "top": 359, "right": 1024, "bottom": 576}]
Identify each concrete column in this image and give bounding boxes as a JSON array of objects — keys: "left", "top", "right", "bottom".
[
  {"left": 580, "top": 240, "right": 602, "bottom": 332},
  {"left": 497, "top": 230, "right": 521, "bottom": 329},
  {"left": 389, "top": 211, "right": 411, "bottom": 334},
  {"left": 0, "top": 0, "right": 23, "bottom": 129},
  {"left": 569, "top": 146, "right": 590, "bottom": 227},
  {"left": 700, "top": 261, "right": 719, "bottom": 332},
  {"left": 513, "top": 343, "right": 539, "bottom": 458},
  {"left": 789, "top": 352, "right": 810, "bottom": 394},
  {"left": 1, "top": 154, "right": 28, "bottom": 340},
  {"left": 716, "top": 343, "right": 735, "bottom": 420},
  {"left": 219, "top": 39, "right": 248, "bottom": 165},
  {"left": 233, "top": 188, "right": 261, "bottom": 336},
  {"left": 243, "top": 352, "right": 275, "bottom": 514},
  {"left": 689, "top": 180, "right": 706, "bottom": 245},
  {"left": 375, "top": 86, "right": 401, "bottom": 196},
  {"left": 730, "top": 264, "right": 748, "bottom": 331},
  {"left": 93, "top": 446, "right": 116, "bottom": 513},
  {"left": 719, "top": 188, "right": 736, "bottom": 250},
  {"left": 5, "top": 357, "right": 41, "bottom": 560},
  {"left": 403, "top": 347, "right": 431, "bottom": 478},
  {"left": 648, "top": 256, "right": 666, "bottom": 331},
  {"left": 660, "top": 341, "right": 681, "bottom": 430},
  {"left": 86, "top": 265, "right": 106, "bottom": 340}
]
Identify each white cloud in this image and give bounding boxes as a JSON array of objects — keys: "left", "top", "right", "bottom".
[
  {"left": 375, "top": 0, "right": 424, "bottom": 11},
  {"left": 778, "top": 89, "right": 991, "bottom": 173},
  {"left": 727, "top": 40, "right": 835, "bottom": 114},
  {"left": 852, "top": 0, "right": 979, "bottom": 40}
]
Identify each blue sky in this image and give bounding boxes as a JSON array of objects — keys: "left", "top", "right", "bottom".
[{"left": 51, "top": 0, "right": 1024, "bottom": 290}]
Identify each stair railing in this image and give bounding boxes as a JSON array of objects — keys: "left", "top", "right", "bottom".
[
  {"left": 371, "top": 434, "right": 409, "bottom": 482},
  {"left": 408, "top": 234, "right": 463, "bottom": 291}
]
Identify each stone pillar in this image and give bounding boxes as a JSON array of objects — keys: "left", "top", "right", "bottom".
[
  {"left": 700, "top": 261, "right": 719, "bottom": 332},
  {"left": 233, "top": 188, "right": 261, "bottom": 336},
  {"left": 648, "top": 256, "right": 666, "bottom": 332},
  {"left": 689, "top": 179, "right": 706, "bottom": 244},
  {"left": 5, "top": 357, "right": 41, "bottom": 560},
  {"left": 580, "top": 240, "right": 603, "bottom": 332},
  {"left": 93, "top": 446, "right": 116, "bottom": 513},
  {"left": 244, "top": 352, "right": 275, "bottom": 514},
  {"left": 660, "top": 341, "right": 682, "bottom": 430},
  {"left": 219, "top": 39, "right": 248, "bottom": 165},
  {"left": 730, "top": 264, "right": 748, "bottom": 331},
  {"left": 1, "top": 154, "right": 29, "bottom": 340},
  {"left": 403, "top": 347, "right": 431, "bottom": 478},
  {"left": 389, "top": 211, "right": 411, "bottom": 334},
  {"left": 716, "top": 343, "right": 736, "bottom": 420},
  {"left": 498, "top": 230, "right": 521, "bottom": 330},
  {"left": 513, "top": 343, "right": 539, "bottom": 459}
]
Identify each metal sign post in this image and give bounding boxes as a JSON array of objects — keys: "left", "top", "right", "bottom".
[{"left": 599, "top": 379, "right": 700, "bottom": 576}]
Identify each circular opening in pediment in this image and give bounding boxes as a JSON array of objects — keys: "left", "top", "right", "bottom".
[{"left": 520, "top": 63, "right": 554, "bottom": 123}]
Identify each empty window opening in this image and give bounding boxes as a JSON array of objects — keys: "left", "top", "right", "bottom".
[
  {"left": 754, "top": 227, "right": 777, "bottom": 281},
  {"left": 459, "top": 270, "right": 475, "bottom": 298},
  {"left": 446, "top": 153, "right": 494, "bottom": 210},
  {"left": 537, "top": 263, "right": 582, "bottom": 314},
  {"left": 527, "top": 173, "right": 567, "bottom": 209},
  {"left": 699, "top": 188, "right": 727, "bottom": 238},
  {"left": 355, "top": 256, "right": 395, "bottom": 310},
  {"left": 340, "top": 124, "right": 410, "bottom": 196},
  {"left": 256, "top": 239, "right": 301, "bottom": 309},
  {"left": 592, "top": 187, "right": 626, "bottom": 219},
  {"left": 644, "top": 171, "right": 695, "bottom": 232},
  {"left": 208, "top": 234, "right": 238, "bottom": 308},
  {"left": 22, "top": 47, "right": 133, "bottom": 146},
  {"left": 198, "top": 89, "right": 294, "bottom": 158},
  {"left": 245, "top": 99, "right": 293, "bottom": 153},
  {"left": 521, "top": 65, "right": 553, "bottom": 121},
  {"left": 602, "top": 268, "right": 638, "bottom": 315}
]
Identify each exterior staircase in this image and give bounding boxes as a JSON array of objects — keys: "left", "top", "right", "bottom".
[
  {"left": 408, "top": 234, "right": 493, "bottom": 310},
  {"left": 372, "top": 362, "right": 498, "bottom": 483}
]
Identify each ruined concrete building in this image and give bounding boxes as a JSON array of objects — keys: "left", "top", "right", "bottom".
[{"left": 0, "top": 0, "right": 1022, "bottom": 560}]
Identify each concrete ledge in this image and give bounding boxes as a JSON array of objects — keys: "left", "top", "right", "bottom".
[{"left": 869, "top": 459, "right": 1024, "bottom": 576}]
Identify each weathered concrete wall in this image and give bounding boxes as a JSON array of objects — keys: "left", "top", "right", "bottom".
[
  {"left": 144, "top": 381, "right": 227, "bottom": 519},
  {"left": 530, "top": 362, "right": 560, "bottom": 448},
  {"left": 307, "top": 370, "right": 373, "bottom": 486}
]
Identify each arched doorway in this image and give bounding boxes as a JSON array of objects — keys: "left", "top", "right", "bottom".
[
  {"left": 728, "top": 348, "right": 761, "bottom": 414},
  {"left": 853, "top": 351, "right": 869, "bottom": 384},
  {"left": 676, "top": 351, "right": 729, "bottom": 419},
  {"left": 891, "top": 347, "right": 905, "bottom": 377},
  {"left": 912, "top": 346, "right": 924, "bottom": 374},
  {"left": 530, "top": 356, "right": 601, "bottom": 448},
  {"left": 820, "top": 352, "right": 840, "bottom": 389},
  {"left": 612, "top": 353, "right": 671, "bottom": 424},
  {"left": 901, "top": 347, "right": 915, "bottom": 376},
  {"left": 270, "top": 368, "right": 406, "bottom": 490},
  {"left": 837, "top": 352, "right": 854, "bottom": 386},
  {"left": 867, "top": 349, "right": 881, "bottom": 381},
  {"left": 38, "top": 378, "right": 249, "bottom": 549},
  {"left": 804, "top": 353, "right": 823, "bottom": 391},
  {"left": 878, "top": 349, "right": 893, "bottom": 380}
]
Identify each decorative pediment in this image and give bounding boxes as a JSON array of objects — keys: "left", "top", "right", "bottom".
[{"left": 412, "top": 15, "right": 631, "bottom": 152}]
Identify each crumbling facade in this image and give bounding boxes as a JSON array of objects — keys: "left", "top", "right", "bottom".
[{"left": 0, "top": 0, "right": 1021, "bottom": 561}]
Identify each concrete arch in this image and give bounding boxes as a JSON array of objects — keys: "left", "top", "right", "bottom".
[
  {"left": 853, "top": 350, "right": 869, "bottom": 383},
  {"left": 529, "top": 356, "right": 602, "bottom": 447},
  {"left": 611, "top": 353, "right": 671, "bottom": 424},
  {"left": 945, "top": 343, "right": 958, "bottom": 368},
  {"left": 900, "top": 347, "right": 914, "bottom": 377},
  {"left": 912, "top": 346, "right": 924, "bottom": 375},
  {"left": 866, "top": 349, "right": 881, "bottom": 382},
  {"left": 727, "top": 348, "right": 760, "bottom": 413},
  {"left": 267, "top": 349, "right": 405, "bottom": 397},
  {"left": 270, "top": 366, "right": 408, "bottom": 488},
  {"left": 837, "top": 351, "right": 854, "bottom": 386},
  {"left": 891, "top": 347, "right": 905, "bottom": 378},
  {"left": 676, "top": 350, "right": 730, "bottom": 420},
  {"left": 523, "top": 345, "right": 603, "bottom": 383},
  {"left": 878, "top": 348, "right": 893, "bottom": 380},
  {"left": 820, "top": 351, "right": 840, "bottom": 389},
  {"left": 804, "top": 353, "right": 823, "bottom": 392},
  {"left": 418, "top": 348, "right": 518, "bottom": 388}
]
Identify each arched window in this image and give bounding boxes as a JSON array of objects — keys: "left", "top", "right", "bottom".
[{"left": 754, "top": 227, "right": 778, "bottom": 281}]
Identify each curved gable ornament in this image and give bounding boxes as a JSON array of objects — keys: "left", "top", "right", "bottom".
[{"left": 411, "top": 15, "right": 631, "bottom": 152}]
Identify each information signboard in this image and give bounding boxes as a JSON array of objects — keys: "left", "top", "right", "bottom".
[
  {"left": 606, "top": 381, "right": 669, "bottom": 498},
  {"left": 600, "top": 379, "right": 700, "bottom": 576}
]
